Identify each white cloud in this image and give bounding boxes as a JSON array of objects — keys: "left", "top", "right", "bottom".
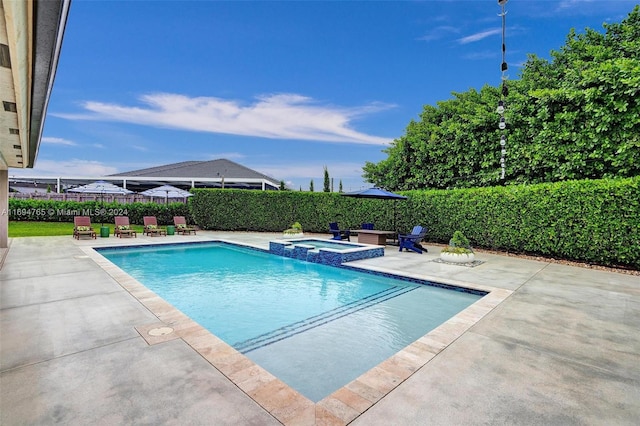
[
  {"left": 557, "top": 0, "right": 594, "bottom": 10},
  {"left": 54, "top": 93, "right": 395, "bottom": 146},
  {"left": 41, "top": 137, "right": 77, "bottom": 146},
  {"left": 17, "top": 159, "right": 119, "bottom": 177},
  {"left": 417, "top": 25, "right": 459, "bottom": 42},
  {"left": 203, "top": 152, "right": 246, "bottom": 160},
  {"left": 458, "top": 28, "right": 501, "bottom": 44}
]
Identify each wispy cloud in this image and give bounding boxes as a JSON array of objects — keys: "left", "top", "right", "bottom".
[
  {"left": 417, "top": 25, "right": 459, "bottom": 42},
  {"left": 204, "top": 152, "right": 246, "bottom": 160},
  {"left": 463, "top": 50, "right": 499, "bottom": 61},
  {"left": 54, "top": 93, "right": 395, "bottom": 146},
  {"left": 557, "top": 0, "right": 594, "bottom": 10},
  {"left": 41, "top": 137, "right": 77, "bottom": 146},
  {"left": 22, "top": 159, "right": 119, "bottom": 176},
  {"left": 458, "top": 28, "right": 501, "bottom": 44}
]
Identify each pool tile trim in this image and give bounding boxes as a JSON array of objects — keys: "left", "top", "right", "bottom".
[{"left": 81, "top": 241, "right": 512, "bottom": 425}]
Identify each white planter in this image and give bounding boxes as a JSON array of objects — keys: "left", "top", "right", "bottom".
[{"left": 440, "top": 251, "right": 475, "bottom": 263}]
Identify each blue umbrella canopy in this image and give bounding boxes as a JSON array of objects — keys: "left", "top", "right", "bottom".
[
  {"left": 341, "top": 187, "right": 407, "bottom": 200},
  {"left": 341, "top": 187, "right": 408, "bottom": 236}
]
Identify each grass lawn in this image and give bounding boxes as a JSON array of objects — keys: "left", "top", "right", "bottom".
[{"left": 9, "top": 221, "right": 145, "bottom": 237}]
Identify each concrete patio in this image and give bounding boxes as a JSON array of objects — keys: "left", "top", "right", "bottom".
[{"left": 1, "top": 232, "right": 638, "bottom": 425}]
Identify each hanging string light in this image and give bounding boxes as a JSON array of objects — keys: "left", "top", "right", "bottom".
[{"left": 497, "top": 0, "right": 508, "bottom": 180}]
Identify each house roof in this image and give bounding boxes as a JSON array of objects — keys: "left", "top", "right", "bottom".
[{"left": 109, "top": 159, "right": 279, "bottom": 184}]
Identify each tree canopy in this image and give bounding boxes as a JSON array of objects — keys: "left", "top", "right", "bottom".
[{"left": 363, "top": 6, "right": 640, "bottom": 190}]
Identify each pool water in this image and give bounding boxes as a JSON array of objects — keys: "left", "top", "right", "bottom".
[
  {"left": 99, "top": 242, "right": 483, "bottom": 402},
  {"left": 285, "top": 238, "right": 361, "bottom": 250}
]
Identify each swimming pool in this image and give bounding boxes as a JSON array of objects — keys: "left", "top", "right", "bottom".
[{"left": 99, "top": 241, "right": 484, "bottom": 402}]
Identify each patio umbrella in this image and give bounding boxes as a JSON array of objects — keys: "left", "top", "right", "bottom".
[
  {"left": 67, "top": 180, "right": 133, "bottom": 194},
  {"left": 341, "top": 187, "right": 408, "bottom": 235},
  {"left": 68, "top": 181, "right": 133, "bottom": 226},
  {"left": 140, "top": 184, "right": 193, "bottom": 204}
]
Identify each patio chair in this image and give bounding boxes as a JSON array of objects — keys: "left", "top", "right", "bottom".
[
  {"left": 398, "top": 225, "right": 428, "bottom": 254},
  {"left": 329, "top": 222, "right": 350, "bottom": 241},
  {"left": 114, "top": 216, "right": 137, "bottom": 238},
  {"left": 173, "top": 216, "right": 197, "bottom": 235},
  {"left": 143, "top": 216, "right": 167, "bottom": 236},
  {"left": 73, "top": 216, "right": 96, "bottom": 240},
  {"left": 361, "top": 222, "right": 374, "bottom": 230}
]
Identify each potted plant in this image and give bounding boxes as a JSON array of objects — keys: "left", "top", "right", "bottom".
[
  {"left": 440, "top": 231, "right": 475, "bottom": 263},
  {"left": 283, "top": 222, "right": 304, "bottom": 238}
]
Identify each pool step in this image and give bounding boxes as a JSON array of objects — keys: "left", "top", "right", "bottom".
[{"left": 234, "top": 285, "right": 418, "bottom": 353}]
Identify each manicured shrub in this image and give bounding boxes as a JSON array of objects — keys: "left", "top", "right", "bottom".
[
  {"left": 189, "top": 177, "right": 639, "bottom": 269},
  {"left": 9, "top": 177, "right": 638, "bottom": 269},
  {"left": 7, "top": 199, "right": 191, "bottom": 225}
]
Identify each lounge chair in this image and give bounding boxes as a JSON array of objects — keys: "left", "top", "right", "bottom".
[
  {"left": 143, "top": 216, "right": 167, "bottom": 236},
  {"left": 173, "top": 216, "right": 196, "bottom": 235},
  {"left": 73, "top": 216, "right": 96, "bottom": 240},
  {"left": 398, "top": 225, "right": 428, "bottom": 254},
  {"left": 329, "top": 222, "right": 350, "bottom": 241},
  {"left": 114, "top": 216, "right": 137, "bottom": 238}
]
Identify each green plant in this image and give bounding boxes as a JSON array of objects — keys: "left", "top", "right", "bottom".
[
  {"left": 283, "top": 221, "right": 303, "bottom": 234},
  {"left": 441, "top": 231, "right": 474, "bottom": 254}
]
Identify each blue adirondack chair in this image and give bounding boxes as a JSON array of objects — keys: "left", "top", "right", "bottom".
[
  {"left": 329, "top": 222, "right": 350, "bottom": 241},
  {"left": 398, "top": 225, "right": 428, "bottom": 254}
]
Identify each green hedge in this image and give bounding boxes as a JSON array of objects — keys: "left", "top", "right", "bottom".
[
  {"left": 7, "top": 199, "right": 191, "bottom": 225},
  {"left": 189, "top": 178, "right": 639, "bottom": 269},
  {"left": 399, "top": 177, "right": 639, "bottom": 268},
  {"left": 9, "top": 178, "right": 639, "bottom": 269}
]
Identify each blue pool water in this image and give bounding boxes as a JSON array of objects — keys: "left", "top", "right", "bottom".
[
  {"left": 99, "top": 242, "right": 483, "bottom": 402},
  {"left": 285, "top": 238, "right": 361, "bottom": 250}
]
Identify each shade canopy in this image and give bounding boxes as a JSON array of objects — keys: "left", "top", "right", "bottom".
[
  {"left": 342, "top": 187, "right": 408, "bottom": 238},
  {"left": 67, "top": 180, "right": 133, "bottom": 194},
  {"left": 341, "top": 187, "right": 407, "bottom": 200},
  {"left": 139, "top": 185, "right": 193, "bottom": 199}
]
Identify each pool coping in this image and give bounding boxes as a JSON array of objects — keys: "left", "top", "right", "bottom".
[{"left": 81, "top": 239, "right": 512, "bottom": 425}]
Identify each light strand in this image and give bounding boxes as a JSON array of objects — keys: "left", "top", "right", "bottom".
[{"left": 498, "top": 0, "right": 508, "bottom": 180}]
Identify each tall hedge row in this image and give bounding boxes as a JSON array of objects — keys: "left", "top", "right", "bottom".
[
  {"left": 400, "top": 177, "right": 639, "bottom": 268},
  {"left": 7, "top": 177, "right": 638, "bottom": 269},
  {"left": 7, "top": 199, "right": 191, "bottom": 225},
  {"left": 189, "top": 177, "right": 639, "bottom": 269}
]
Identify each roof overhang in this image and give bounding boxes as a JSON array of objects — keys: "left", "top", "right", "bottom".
[{"left": 0, "top": 0, "right": 70, "bottom": 170}]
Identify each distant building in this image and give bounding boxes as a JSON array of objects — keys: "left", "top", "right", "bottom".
[
  {"left": 9, "top": 158, "right": 281, "bottom": 194},
  {"left": 109, "top": 159, "right": 281, "bottom": 191}
]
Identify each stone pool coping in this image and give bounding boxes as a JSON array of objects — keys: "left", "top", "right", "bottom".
[{"left": 80, "top": 239, "right": 511, "bottom": 425}]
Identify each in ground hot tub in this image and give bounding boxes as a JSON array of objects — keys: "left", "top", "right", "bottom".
[{"left": 269, "top": 238, "right": 384, "bottom": 266}]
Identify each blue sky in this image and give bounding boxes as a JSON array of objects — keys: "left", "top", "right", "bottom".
[{"left": 18, "top": 0, "right": 638, "bottom": 191}]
